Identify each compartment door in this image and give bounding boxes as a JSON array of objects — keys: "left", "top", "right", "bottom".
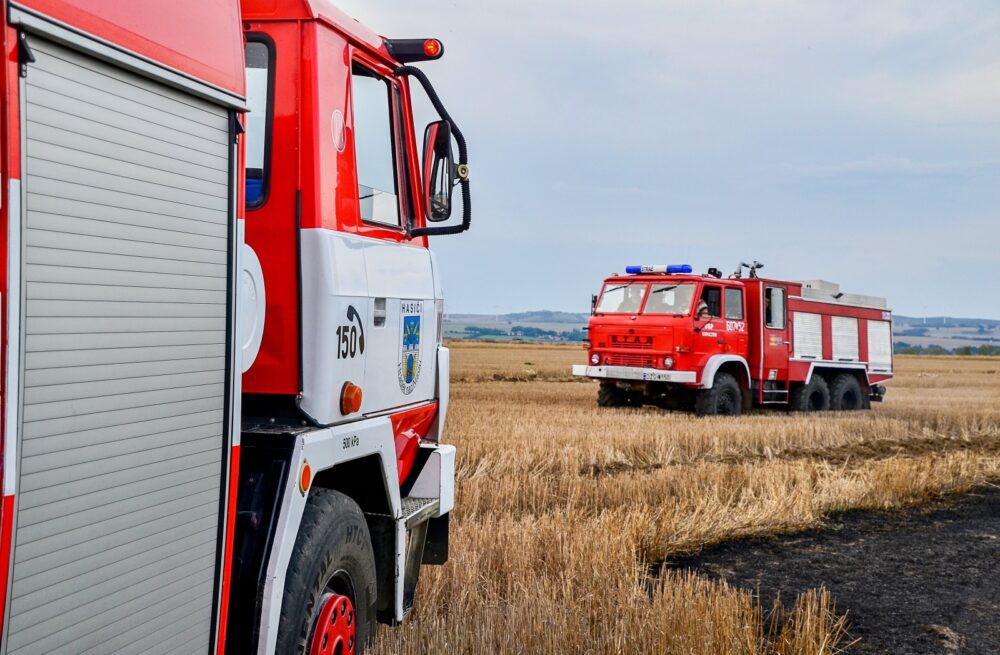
[{"left": 4, "top": 37, "right": 234, "bottom": 655}]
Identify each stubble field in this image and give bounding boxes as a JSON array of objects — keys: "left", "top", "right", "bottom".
[{"left": 374, "top": 343, "right": 1000, "bottom": 654}]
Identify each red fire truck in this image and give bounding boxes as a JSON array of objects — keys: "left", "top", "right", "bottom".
[
  {"left": 574, "top": 263, "right": 893, "bottom": 415},
  {"left": 0, "top": 1, "right": 469, "bottom": 653}
]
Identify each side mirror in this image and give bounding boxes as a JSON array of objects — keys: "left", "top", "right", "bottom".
[{"left": 422, "top": 120, "right": 454, "bottom": 221}]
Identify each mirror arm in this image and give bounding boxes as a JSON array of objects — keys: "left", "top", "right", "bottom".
[{"left": 395, "top": 65, "right": 471, "bottom": 238}]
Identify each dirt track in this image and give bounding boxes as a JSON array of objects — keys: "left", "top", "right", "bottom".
[{"left": 667, "top": 487, "right": 1000, "bottom": 654}]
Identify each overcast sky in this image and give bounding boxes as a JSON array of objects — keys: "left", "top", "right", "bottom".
[{"left": 337, "top": 0, "right": 1000, "bottom": 319}]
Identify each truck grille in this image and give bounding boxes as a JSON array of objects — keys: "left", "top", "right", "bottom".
[
  {"left": 607, "top": 353, "right": 655, "bottom": 368},
  {"left": 615, "top": 340, "right": 653, "bottom": 350}
]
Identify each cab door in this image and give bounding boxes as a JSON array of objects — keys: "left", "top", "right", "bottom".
[
  {"left": 298, "top": 44, "right": 438, "bottom": 425},
  {"left": 722, "top": 286, "right": 748, "bottom": 355},
  {"left": 348, "top": 56, "right": 438, "bottom": 415},
  {"left": 693, "top": 284, "right": 725, "bottom": 362},
  {"left": 761, "top": 285, "right": 790, "bottom": 381}
]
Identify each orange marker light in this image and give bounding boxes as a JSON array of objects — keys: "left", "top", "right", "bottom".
[
  {"left": 299, "top": 461, "right": 312, "bottom": 495},
  {"left": 340, "top": 382, "right": 363, "bottom": 415},
  {"left": 423, "top": 39, "right": 442, "bottom": 58}
]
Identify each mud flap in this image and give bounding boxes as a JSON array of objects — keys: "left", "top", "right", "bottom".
[{"left": 422, "top": 514, "right": 449, "bottom": 565}]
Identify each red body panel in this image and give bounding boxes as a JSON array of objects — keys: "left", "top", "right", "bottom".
[
  {"left": 390, "top": 403, "right": 438, "bottom": 484},
  {"left": 243, "top": 0, "right": 384, "bottom": 52},
  {"left": 216, "top": 445, "right": 241, "bottom": 652},
  {"left": 241, "top": 20, "right": 302, "bottom": 395},
  {"left": 0, "top": 495, "right": 14, "bottom": 631},
  {"left": 16, "top": 0, "right": 245, "bottom": 96},
  {"left": 0, "top": 20, "right": 19, "bottom": 641}
]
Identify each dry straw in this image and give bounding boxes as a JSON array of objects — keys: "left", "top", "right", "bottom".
[{"left": 374, "top": 346, "right": 1000, "bottom": 654}]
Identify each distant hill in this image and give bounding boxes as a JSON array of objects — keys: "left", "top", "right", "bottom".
[
  {"left": 444, "top": 311, "right": 588, "bottom": 344},
  {"left": 448, "top": 310, "right": 589, "bottom": 325},
  {"left": 894, "top": 315, "right": 1000, "bottom": 329}
]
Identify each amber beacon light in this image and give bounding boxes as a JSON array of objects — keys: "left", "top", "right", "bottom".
[{"left": 423, "top": 39, "right": 442, "bottom": 58}]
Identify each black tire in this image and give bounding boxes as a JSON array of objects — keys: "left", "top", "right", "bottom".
[
  {"left": 694, "top": 372, "right": 742, "bottom": 416},
  {"left": 276, "top": 489, "right": 378, "bottom": 655},
  {"left": 597, "top": 383, "right": 640, "bottom": 407},
  {"left": 597, "top": 383, "right": 623, "bottom": 407},
  {"left": 791, "top": 375, "right": 830, "bottom": 412},
  {"left": 830, "top": 373, "right": 865, "bottom": 411}
]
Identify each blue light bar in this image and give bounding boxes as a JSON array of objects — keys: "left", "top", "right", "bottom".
[{"left": 625, "top": 264, "right": 693, "bottom": 275}]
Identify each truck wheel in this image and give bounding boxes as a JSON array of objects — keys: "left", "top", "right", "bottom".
[
  {"left": 276, "top": 489, "right": 378, "bottom": 655},
  {"left": 694, "top": 373, "right": 742, "bottom": 417},
  {"left": 791, "top": 375, "right": 830, "bottom": 412},
  {"left": 598, "top": 383, "right": 639, "bottom": 407},
  {"left": 830, "top": 374, "right": 865, "bottom": 411}
]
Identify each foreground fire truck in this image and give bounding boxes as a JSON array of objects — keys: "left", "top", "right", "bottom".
[
  {"left": 0, "top": 1, "right": 469, "bottom": 653},
  {"left": 574, "top": 264, "right": 893, "bottom": 415}
]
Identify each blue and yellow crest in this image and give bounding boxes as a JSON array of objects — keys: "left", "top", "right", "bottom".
[{"left": 398, "top": 301, "right": 423, "bottom": 394}]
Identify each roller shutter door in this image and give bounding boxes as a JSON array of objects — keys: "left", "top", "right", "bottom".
[
  {"left": 5, "top": 38, "right": 233, "bottom": 654},
  {"left": 831, "top": 316, "right": 859, "bottom": 361},
  {"left": 867, "top": 320, "right": 893, "bottom": 372},
  {"left": 793, "top": 312, "right": 822, "bottom": 359}
]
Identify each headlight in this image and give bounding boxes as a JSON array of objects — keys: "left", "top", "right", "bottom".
[
  {"left": 663, "top": 356, "right": 675, "bottom": 369},
  {"left": 590, "top": 353, "right": 600, "bottom": 365}
]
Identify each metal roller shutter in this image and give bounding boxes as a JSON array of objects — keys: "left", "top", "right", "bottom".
[
  {"left": 831, "top": 316, "right": 859, "bottom": 362},
  {"left": 793, "top": 312, "right": 822, "bottom": 359},
  {"left": 867, "top": 320, "right": 893, "bottom": 372},
  {"left": 5, "top": 37, "right": 232, "bottom": 654}
]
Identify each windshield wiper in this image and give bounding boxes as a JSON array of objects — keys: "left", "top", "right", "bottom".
[
  {"left": 603, "top": 283, "right": 636, "bottom": 294},
  {"left": 649, "top": 285, "right": 678, "bottom": 295}
]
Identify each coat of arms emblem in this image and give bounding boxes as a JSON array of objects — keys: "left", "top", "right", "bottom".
[{"left": 398, "top": 300, "right": 423, "bottom": 394}]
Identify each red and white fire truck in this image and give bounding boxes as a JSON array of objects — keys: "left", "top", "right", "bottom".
[
  {"left": 574, "top": 263, "right": 893, "bottom": 415},
  {"left": 0, "top": 1, "right": 469, "bottom": 653}
]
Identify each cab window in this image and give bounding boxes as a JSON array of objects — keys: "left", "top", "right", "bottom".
[
  {"left": 697, "top": 286, "right": 722, "bottom": 318},
  {"left": 643, "top": 283, "right": 696, "bottom": 315},
  {"left": 351, "top": 63, "right": 402, "bottom": 227},
  {"left": 765, "top": 287, "right": 786, "bottom": 328},
  {"left": 596, "top": 282, "right": 646, "bottom": 314},
  {"left": 244, "top": 38, "right": 273, "bottom": 207},
  {"left": 724, "top": 288, "right": 744, "bottom": 320}
]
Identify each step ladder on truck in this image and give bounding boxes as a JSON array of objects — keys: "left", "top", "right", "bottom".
[{"left": 0, "top": 1, "right": 471, "bottom": 653}]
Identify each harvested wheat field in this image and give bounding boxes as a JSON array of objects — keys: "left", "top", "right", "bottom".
[{"left": 374, "top": 343, "right": 1000, "bottom": 654}]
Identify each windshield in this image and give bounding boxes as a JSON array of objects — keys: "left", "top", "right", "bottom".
[
  {"left": 643, "top": 283, "right": 696, "bottom": 315},
  {"left": 596, "top": 282, "right": 646, "bottom": 314}
]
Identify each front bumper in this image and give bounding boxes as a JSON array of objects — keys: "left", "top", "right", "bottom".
[{"left": 572, "top": 364, "right": 697, "bottom": 384}]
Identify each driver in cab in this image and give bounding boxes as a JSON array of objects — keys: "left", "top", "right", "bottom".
[{"left": 617, "top": 285, "right": 644, "bottom": 313}]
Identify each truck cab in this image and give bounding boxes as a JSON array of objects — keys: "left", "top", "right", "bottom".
[
  {"left": 233, "top": 2, "right": 471, "bottom": 653},
  {"left": 578, "top": 268, "right": 751, "bottom": 412}
]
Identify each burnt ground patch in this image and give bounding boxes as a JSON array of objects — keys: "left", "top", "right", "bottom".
[{"left": 665, "top": 486, "right": 1000, "bottom": 654}]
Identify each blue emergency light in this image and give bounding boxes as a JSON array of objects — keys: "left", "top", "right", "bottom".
[{"left": 625, "top": 264, "right": 693, "bottom": 275}]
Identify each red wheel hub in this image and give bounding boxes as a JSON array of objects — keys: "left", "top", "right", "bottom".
[{"left": 309, "top": 592, "right": 356, "bottom": 655}]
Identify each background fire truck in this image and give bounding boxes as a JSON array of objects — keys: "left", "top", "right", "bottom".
[
  {"left": 573, "top": 263, "right": 893, "bottom": 416},
  {"left": 0, "top": 1, "right": 469, "bottom": 653}
]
